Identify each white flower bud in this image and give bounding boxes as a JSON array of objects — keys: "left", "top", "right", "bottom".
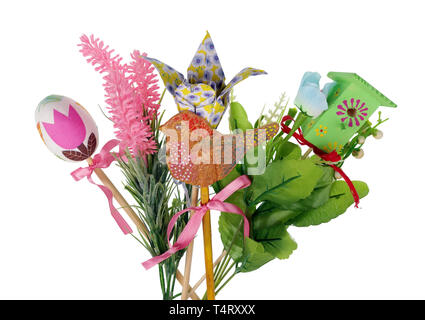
[
  {"left": 353, "top": 149, "right": 364, "bottom": 159},
  {"left": 373, "top": 130, "right": 383, "bottom": 139},
  {"left": 358, "top": 136, "right": 366, "bottom": 144},
  {"left": 334, "top": 171, "right": 342, "bottom": 180}
]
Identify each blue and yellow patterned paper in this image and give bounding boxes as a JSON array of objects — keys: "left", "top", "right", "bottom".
[{"left": 144, "top": 32, "right": 266, "bottom": 128}]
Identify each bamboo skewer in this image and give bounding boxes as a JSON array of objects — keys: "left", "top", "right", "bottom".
[
  {"left": 176, "top": 271, "right": 200, "bottom": 300},
  {"left": 201, "top": 186, "right": 215, "bottom": 300},
  {"left": 181, "top": 186, "right": 199, "bottom": 300},
  {"left": 86, "top": 158, "right": 200, "bottom": 300},
  {"left": 301, "top": 147, "right": 313, "bottom": 160},
  {"left": 87, "top": 158, "right": 148, "bottom": 235}
]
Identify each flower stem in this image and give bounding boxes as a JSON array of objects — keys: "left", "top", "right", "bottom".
[
  {"left": 158, "top": 88, "right": 166, "bottom": 106},
  {"left": 216, "top": 261, "right": 236, "bottom": 289},
  {"left": 215, "top": 271, "right": 237, "bottom": 296},
  {"left": 302, "top": 147, "right": 313, "bottom": 159},
  {"left": 281, "top": 112, "right": 308, "bottom": 146},
  {"left": 158, "top": 264, "right": 166, "bottom": 298}
]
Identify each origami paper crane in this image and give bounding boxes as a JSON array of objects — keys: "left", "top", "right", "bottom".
[{"left": 144, "top": 32, "right": 267, "bottom": 128}]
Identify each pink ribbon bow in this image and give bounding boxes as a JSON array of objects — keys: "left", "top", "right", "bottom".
[
  {"left": 71, "top": 139, "right": 133, "bottom": 235},
  {"left": 142, "top": 175, "right": 252, "bottom": 270}
]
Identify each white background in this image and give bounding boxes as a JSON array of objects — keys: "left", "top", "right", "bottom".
[{"left": 0, "top": 0, "right": 423, "bottom": 299}]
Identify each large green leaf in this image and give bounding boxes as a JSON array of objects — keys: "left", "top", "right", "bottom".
[
  {"left": 219, "top": 198, "right": 298, "bottom": 271},
  {"left": 219, "top": 211, "right": 277, "bottom": 272},
  {"left": 285, "top": 166, "right": 334, "bottom": 211},
  {"left": 291, "top": 180, "right": 369, "bottom": 227},
  {"left": 275, "top": 141, "right": 302, "bottom": 160},
  {"left": 253, "top": 202, "right": 298, "bottom": 231},
  {"left": 237, "top": 238, "right": 274, "bottom": 273},
  {"left": 251, "top": 166, "right": 334, "bottom": 231},
  {"left": 218, "top": 212, "right": 245, "bottom": 261},
  {"left": 217, "top": 176, "right": 250, "bottom": 259},
  {"left": 296, "top": 184, "right": 333, "bottom": 209},
  {"left": 228, "top": 102, "right": 253, "bottom": 131},
  {"left": 255, "top": 225, "right": 297, "bottom": 260},
  {"left": 314, "top": 166, "right": 335, "bottom": 188},
  {"left": 213, "top": 166, "right": 242, "bottom": 192},
  {"left": 250, "top": 159, "right": 323, "bottom": 207}
]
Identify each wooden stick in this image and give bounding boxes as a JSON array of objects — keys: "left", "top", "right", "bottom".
[
  {"left": 188, "top": 250, "right": 226, "bottom": 298},
  {"left": 86, "top": 158, "right": 200, "bottom": 300},
  {"left": 87, "top": 158, "right": 149, "bottom": 236},
  {"left": 201, "top": 186, "right": 215, "bottom": 300},
  {"left": 181, "top": 186, "right": 199, "bottom": 300},
  {"left": 302, "top": 147, "right": 313, "bottom": 160},
  {"left": 176, "top": 271, "right": 200, "bottom": 300}
]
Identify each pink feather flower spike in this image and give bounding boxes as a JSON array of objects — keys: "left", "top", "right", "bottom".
[{"left": 78, "top": 34, "right": 160, "bottom": 157}]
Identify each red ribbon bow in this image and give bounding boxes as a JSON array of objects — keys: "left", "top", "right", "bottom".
[
  {"left": 71, "top": 139, "right": 133, "bottom": 234},
  {"left": 142, "top": 175, "right": 252, "bottom": 270},
  {"left": 280, "top": 115, "right": 360, "bottom": 207}
]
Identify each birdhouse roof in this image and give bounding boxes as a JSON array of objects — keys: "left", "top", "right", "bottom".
[{"left": 327, "top": 72, "right": 397, "bottom": 108}]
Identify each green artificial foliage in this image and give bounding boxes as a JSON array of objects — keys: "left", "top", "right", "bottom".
[
  {"left": 213, "top": 101, "right": 370, "bottom": 277},
  {"left": 228, "top": 101, "right": 253, "bottom": 131},
  {"left": 237, "top": 238, "right": 274, "bottom": 272},
  {"left": 290, "top": 180, "right": 369, "bottom": 227},
  {"left": 250, "top": 158, "right": 323, "bottom": 207},
  {"left": 275, "top": 141, "right": 302, "bottom": 160},
  {"left": 116, "top": 113, "right": 189, "bottom": 300}
]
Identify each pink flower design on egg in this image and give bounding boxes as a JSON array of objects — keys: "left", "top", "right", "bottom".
[
  {"left": 336, "top": 98, "right": 368, "bottom": 127},
  {"left": 42, "top": 104, "right": 86, "bottom": 149}
]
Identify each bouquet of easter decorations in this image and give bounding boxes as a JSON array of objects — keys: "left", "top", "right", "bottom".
[{"left": 35, "top": 32, "right": 396, "bottom": 300}]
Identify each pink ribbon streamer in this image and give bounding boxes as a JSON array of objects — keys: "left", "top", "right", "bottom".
[
  {"left": 71, "top": 139, "right": 133, "bottom": 235},
  {"left": 142, "top": 175, "right": 252, "bottom": 270}
]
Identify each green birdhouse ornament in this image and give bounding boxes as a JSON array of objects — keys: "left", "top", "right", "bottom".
[{"left": 301, "top": 72, "right": 397, "bottom": 154}]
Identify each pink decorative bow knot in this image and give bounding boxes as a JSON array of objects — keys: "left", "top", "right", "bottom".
[
  {"left": 71, "top": 139, "right": 133, "bottom": 234},
  {"left": 142, "top": 175, "right": 252, "bottom": 270}
]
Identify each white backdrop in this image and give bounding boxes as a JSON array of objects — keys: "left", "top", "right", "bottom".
[{"left": 0, "top": 0, "right": 423, "bottom": 299}]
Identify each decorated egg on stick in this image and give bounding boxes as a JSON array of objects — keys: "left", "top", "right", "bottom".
[
  {"left": 34, "top": 95, "right": 199, "bottom": 297},
  {"left": 34, "top": 95, "right": 140, "bottom": 236},
  {"left": 35, "top": 95, "right": 99, "bottom": 162}
]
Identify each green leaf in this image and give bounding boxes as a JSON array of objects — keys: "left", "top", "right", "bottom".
[
  {"left": 253, "top": 202, "right": 298, "bottom": 230},
  {"left": 228, "top": 102, "right": 253, "bottom": 131},
  {"left": 315, "top": 166, "right": 335, "bottom": 188},
  {"left": 254, "top": 115, "right": 266, "bottom": 128},
  {"left": 250, "top": 159, "right": 323, "bottom": 207},
  {"left": 219, "top": 209, "right": 278, "bottom": 272},
  {"left": 237, "top": 238, "right": 274, "bottom": 273},
  {"left": 291, "top": 180, "right": 369, "bottom": 227},
  {"left": 286, "top": 108, "right": 298, "bottom": 124},
  {"left": 215, "top": 166, "right": 250, "bottom": 262},
  {"left": 295, "top": 184, "right": 333, "bottom": 210},
  {"left": 213, "top": 167, "right": 241, "bottom": 192},
  {"left": 255, "top": 226, "right": 297, "bottom": 260},
  {"left": 275, "top": 141, "right": 302, "bottom": 160},
  {"left": 288, "top": 166, "right": 335, "bottom": 210},
  {"left": 218, "top": 212, "right": 245, "bottom": 261}
]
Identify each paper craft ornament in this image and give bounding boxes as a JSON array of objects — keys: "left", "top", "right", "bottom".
[
  {"left": 155, "top": 110, "right": 278, "bottom": 300},
  {"left": 35, "top": 94, "right": 200, "bottom": 298},
  {"left": 35, "top": 95, "right": 99, "bottom": 162},
  {"left": 301, "top": 72, "right": 397, "bottom": 153},
  {"left": 160, "top": 111, "right": 279, "bottom": 187},
  {"left": 144, "top": 31, "right": 266, "bottom": 128},
  {"left": 294, "top": 72, "right": 336, "bottom": 118},
  {"left": 35, "top": 95, "right": 135, "bottom": 234}
]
